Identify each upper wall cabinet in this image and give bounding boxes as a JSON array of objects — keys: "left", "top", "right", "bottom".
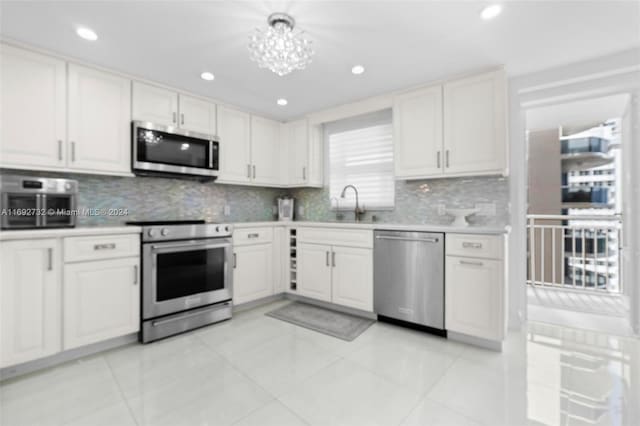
[
  {"left": 132, "top": 82, "right": 216, "bottom": 135},
  {"left": 67, "top": 64, "right": 131, "bottom": 174},
  {"left": 393, "top": 70, "right": 507, "bottom": 179},
  {"left": 282, "top": 119, "right": 323, "bottom": 188},
  {"left": 443, "top": 71, "right": 507, "bottom": 176},
  {"left": 250, "top": 116, "right": 281, "bottom": 185},
  {"left": 217, "top": 106, "right": 252, "bottom": 183},
  {"left": 1, "top": 45, "right": 66, "bottom": 169}
]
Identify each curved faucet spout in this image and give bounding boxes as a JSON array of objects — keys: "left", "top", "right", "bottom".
[{"left": 340, "top": 185, "right": 365, "bottom": 222}]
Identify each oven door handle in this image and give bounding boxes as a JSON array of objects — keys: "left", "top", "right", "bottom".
[{"left": 149, "top": 240, "right": 231, "bottom": 254}]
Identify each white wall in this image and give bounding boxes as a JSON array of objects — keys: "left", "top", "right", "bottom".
[{"left": 508, "top": 47, "right": 640, "bottom": 333}]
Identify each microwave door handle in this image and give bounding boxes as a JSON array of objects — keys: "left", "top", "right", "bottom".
[{"left": 209, "top": 141, "right": 213, "bottom": 168}]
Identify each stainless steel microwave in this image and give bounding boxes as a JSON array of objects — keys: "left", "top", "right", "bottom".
[{"left": 132, "top": 121, "right": 219, "bottom": 180}]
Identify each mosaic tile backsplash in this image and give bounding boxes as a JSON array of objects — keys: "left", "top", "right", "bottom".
[
  {"left": 1, "top": 169, "right": 286, "bottom": 226},
  {"left": 1, "top": 170, "right": 508, "bottom": 227},
  {"left": 291, "top": 176, "right": 510, "bottom": 227}
]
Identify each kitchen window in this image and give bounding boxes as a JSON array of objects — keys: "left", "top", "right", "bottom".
[{"left": 326, "top": 109, "right": 395, "bottom": 210}]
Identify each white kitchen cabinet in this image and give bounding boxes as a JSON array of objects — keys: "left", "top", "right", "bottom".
[
  {"left": 179, "top": 94, "right": 216, "bottom": 135},
  {"left": 443, "top": 70, "right": 507, "bottom": 175},
  {"left": 250, "top": 116, "right": 281, "bottom": 185},
  {"left": 445, "top": 256, "right": 504, "bottom": 341},
  {"left": 331, "top": 246, "right": 373, "bottom": 311},
  {"left": 233, "top": 243, "right": 274, "bottom": 304},
  {"left": 285, "top": 119, "right": 310, "bottom": 186},
  {"left": 63, "top": 257, "right": 140, "bottom": 350},
  {"left": 0, "top": 44, "right": 66, "bottom": 169},
  {"left": 132, "top": 81, "right": 179, "bottom": 126},
  {"left": 0, "top": 239, "right": 61, "bottom": 368},
  {"left": 393, "top": 85, "right": 443, "bottom": 178},
  {"left": 67, "top": 64, "right": 131, "bottom": 174},
  {"left": 217, "top": 106, "right": 252, "bottom": 183},
  {"left": 307, "top": 124, "right": 324, "bottom": 187},
  {"left": 297, "top": 243, "right": 333, "bottom": 302}
]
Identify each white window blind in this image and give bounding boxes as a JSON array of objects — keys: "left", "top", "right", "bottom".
[{"left": 327, "top": 110, "right": 394, "bottom": 210}]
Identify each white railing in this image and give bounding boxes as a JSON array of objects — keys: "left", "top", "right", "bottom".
[{"left": 527, "top": 214, "right": 622, "bottom": 293}]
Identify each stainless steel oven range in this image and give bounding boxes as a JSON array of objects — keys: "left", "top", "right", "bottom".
[{"left": 128, "top": 220, "right": 233, "bottom": 343}]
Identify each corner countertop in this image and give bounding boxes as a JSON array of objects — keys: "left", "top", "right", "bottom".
[
  {"left": 232, "top": 220, "right": 510, "bottom": 235},
  {"left": 0, "top": 225, "right": 142, "bottom": 241}
]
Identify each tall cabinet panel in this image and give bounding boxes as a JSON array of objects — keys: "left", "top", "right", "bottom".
[
  {"left": 443, "top": 70, "right": 506, "bottom": 175},
  {"left": 393, "top": 85, "right": 443, "bottom": 178},
  {"left": 287, "top": 119, "right": 310, "bottom": 186},
  {"left": 67, "top": 64, "right": 131, "bottom": 174},
  {"left": 0, "top": 45, "right": 66, "bottom": 169},
  {"left": 0, "top": 239, "right": 61, "bottom": 368},
  {"left": 217, "top": 106, "right": 252, "bottom": 183}
]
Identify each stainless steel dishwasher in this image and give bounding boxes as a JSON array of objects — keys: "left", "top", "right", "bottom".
[{"left": 373, "top": 230, "right": 445, "bottom": 334}]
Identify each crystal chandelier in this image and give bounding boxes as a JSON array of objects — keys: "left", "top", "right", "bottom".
[{"left": 248, "top": 13, "right": 314, "bottom": 76}]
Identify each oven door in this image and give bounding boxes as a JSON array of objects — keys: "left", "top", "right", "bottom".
[
  {"left": 42, "top": 194, "right": 76, "bottom": 228},
  {"left": 1, "top": 193, "right": 40, "bottom": 229},
  {"left": 142, "top": 238, "right": 232, "bottom": 319},
  {"left": 133, "top": 121, "right": 218, "bottom": 178}
]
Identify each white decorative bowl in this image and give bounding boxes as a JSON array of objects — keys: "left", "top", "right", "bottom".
[{"left": 445, "top": 208, "right": 479, "bottom": 227}]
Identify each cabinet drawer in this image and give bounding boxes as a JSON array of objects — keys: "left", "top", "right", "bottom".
[
  {"left": 233, "top": 227, "right": 273, "bottom": 246},
  {"left": 446, "top": 233, "right": 503, "bottom": 259},
  {"left": 297, "top": 227, "right": 373, "bottom": 248},
  {"left": 64, "top": 234, "right": 139, "bottom": 262}
]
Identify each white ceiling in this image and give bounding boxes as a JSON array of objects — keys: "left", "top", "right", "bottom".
[
  {"left": 526, "top": 94, "right": 630, "bottom": 131},
  {"left": 1, "top": 1, "right": 639, "bottom": 121}
]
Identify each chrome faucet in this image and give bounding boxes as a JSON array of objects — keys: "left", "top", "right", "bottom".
[{"left": 340, "top": 185, "right": 366, "bottom": 222}]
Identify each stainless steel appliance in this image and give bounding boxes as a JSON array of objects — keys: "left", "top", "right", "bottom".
[
  {"left": 277, "top": 197, "right": 295, "bottom": 221},
  {"left": 129, "top": 220, "right": 233, "bottom": 343},
  {"left": 373, "top": 230, "right": 445, "bottom": 334},
  {"left": 132, "top": 121, "right": 219, "bottom": 180},
  {"left": 0, "top": 175, "right": 78, "bottom": 229}
]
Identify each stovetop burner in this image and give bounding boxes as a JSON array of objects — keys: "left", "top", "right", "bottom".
[{"left": 126, "top": 219, "right": 207, "bottom": 226}]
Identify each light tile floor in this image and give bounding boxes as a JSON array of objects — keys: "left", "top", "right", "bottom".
[{"left": 1, "top": 300, "right": 638, "bottom": 426}]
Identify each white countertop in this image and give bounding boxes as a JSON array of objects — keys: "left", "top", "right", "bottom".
[
  {"left": 0, "top": 226, "right": 142, "bottom": 241},
  {"left": 232, "top": 220, "right": 510, "bottom": 235}
]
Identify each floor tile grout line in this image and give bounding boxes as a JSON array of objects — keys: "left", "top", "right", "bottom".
[{"left": 103, "top": 354, "right": 141, "bottom": 426}]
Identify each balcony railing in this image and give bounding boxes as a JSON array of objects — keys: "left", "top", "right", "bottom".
[{"left": 527, "top": 214, "right": 622, "bottom": 293}]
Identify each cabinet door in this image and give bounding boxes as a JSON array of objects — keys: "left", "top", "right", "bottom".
[
  {"left": 132, "top": 81, "right": 178, "bottom": 126},
  {"left": 445, "top": 256, "right": 504, "bottom": 341},
  {"left": 297, "top": 243, "right": 332, "bottom": 302},
  {"left": 0, "top": 45, "right": 66, "bottom": 169},
  {"left": 67, "top": 64, "right": 131, "bottom": 174},
  {"left": 179, "top": 94, "right": 216, "bottom": 134},
  {"left": 217, "top": 106, "right": 251, "bottom": 183},
  {"left": 307, "top": 124, "right": 324, "bottom": 187},
  {"left": 233, "top": 243, "right": 273, "bottom": 305},
  {"left": 393, "top": 85, "right": 443, "bottom": 178},
  {"left": 443, "top": 71, "right": 506, "bottom": 175},
  {"left": 287, "top": 119, "right": 309, "bottom": 186},
  {"left": 331, "top": 246, "right": 373, "bottom": 312},
  {"left": 0, "top": 239, "right": 61, "bottom": 368},
  {"left": 250, "top": 115, "right": 281, "bottom": 185},
  {"left": 63, "top": 257, "right": 140, "bottom": 350}
]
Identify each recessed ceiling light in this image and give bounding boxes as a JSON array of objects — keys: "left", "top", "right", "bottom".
[
  {"left": 480, "top": 4, "right": 502, "bottom": 20},
  {"left": 351, "top": 65, "right": 365, "bottom": 75},
  {"left": 200, "top": 72, "right": 215, "bottom": 81},
  {"left": 277, "top": 98, "right": 288, "bottom": 106},
  {"left": 76, "top": 27, "right": 98, "bottom": 41}
]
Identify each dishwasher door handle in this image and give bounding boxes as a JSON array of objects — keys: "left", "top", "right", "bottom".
[{"left": 375, "top": 235, "right": 439, "bottom": 243}]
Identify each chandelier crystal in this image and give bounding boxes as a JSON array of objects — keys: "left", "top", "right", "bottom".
[{"left": 248, "top": 13, "right": 314, "bottom": 76}]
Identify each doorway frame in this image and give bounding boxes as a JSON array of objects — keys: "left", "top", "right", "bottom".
[{"left": 507, "top": 47, "right": 640, "bottom": 335}]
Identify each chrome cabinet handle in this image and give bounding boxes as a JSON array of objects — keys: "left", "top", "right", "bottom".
[
  {"left": 247, "top": 164, "right": 251, "bottom": 178},
  {"left": 181, "top": 113, "right": 185, "bottom": 125},
  {"left": 133, "top": 265, "right": 138, "bottom": 285},
  {"left": 58, "top": 140, "right": 63, "bottom": 161},
  {"left": 326, "top": 251, "right": 330, "bottom": 267},
  {"left": 445, "top": 150, "right": 450, "bottom": 168},
  {"left": 47, "top": 248, "right": 53, "bottom": 271},
  {"left": 462, "top": 242, "right": 483, "bottom": 249},
  {"left": 233, "top": 253, "right": 237, "bottom": 269},
  {"left": 437, "top": 151, "right": 441, "bottom": 168},
  {"left": 302, "top": 166, "right": 306, "bottom": 180},
  {"left": 172, "top": 112, "right": 177, "bottom": 124},
  {"left": 247, "top": 233, "right": 259, "bottom": 239},
  {"left": 252, "top": 165, "right": 256, "bottom": 179},
  {"left": 94, "top": 243, "right": 116, "bottom": 250},
  {"left": 332, "top": 251, "right": 336, "bottom": 267},
  {"left": 71, "top": 141, "right": 76, "bottom": 162},
  {"left": 460, "top": 260, "right": 483, "bottom": 267}
]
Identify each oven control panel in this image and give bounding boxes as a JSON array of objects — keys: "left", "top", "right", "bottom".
[{"left": 141, "top": 223, "right": 232, "bottom": 242}]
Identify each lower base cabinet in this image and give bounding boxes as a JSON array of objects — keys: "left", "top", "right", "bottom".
[
  {"left": 445, "top": 256, "right": 504, "bottom": 341},
  {"left": 233, "top": 243, "right": 273, "bottom": 305},
  {"left": 297, "top": 243, "right": 332, "bottom": 301},
  {"left": 0, "top": 239, "right": 61, "bottom": 368},
  {"left": 63, "top": 257, "right": 140, "bottom": 350}
]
